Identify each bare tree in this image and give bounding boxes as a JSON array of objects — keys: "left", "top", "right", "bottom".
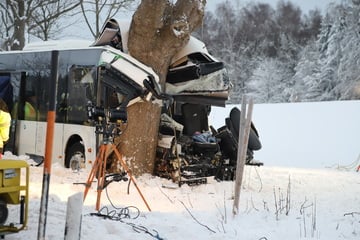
[
  {"left": 0, "top": 0, "right": 27, "bottom": 50},
  {"left": 0, "top": 0, "right": 82, "bottom": 50},
  {"left": 0, "top": 1, "right": 12, "bottom": 50},
  {"left": 27, "top": 0, "right": 82, "bottom": 41},
  {"left": 80, "top": 0, "right": 135, "bottom": 39}
]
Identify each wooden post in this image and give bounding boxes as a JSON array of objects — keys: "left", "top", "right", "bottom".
[
  {"left": 64, "top": 192, "right": 83, "bottom": 240},
  {"left": 233, "top": 96, "right": 254, "bottom": 216}
]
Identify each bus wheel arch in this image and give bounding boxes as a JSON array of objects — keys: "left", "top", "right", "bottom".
[{"left": 65, "top": 136, "right": 85, "bottom": 170}]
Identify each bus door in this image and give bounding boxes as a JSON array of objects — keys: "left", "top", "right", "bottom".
[
  {"left": 14, "top": 70, "right": 48, "bottom": 160},
  {"left": 16, "top": 120, "right": 38, "bottom": 156}
]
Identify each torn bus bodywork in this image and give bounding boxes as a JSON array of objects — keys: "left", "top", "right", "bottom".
[{"left": 93, "top": 19, "right": 263, "bottom": 183}]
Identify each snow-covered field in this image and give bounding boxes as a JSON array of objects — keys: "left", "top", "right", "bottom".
[
  {"left": 210, "top": 100, "right": 360, "bottom": 169},
  {"left": 4, "top": 160, "right": 360, "bottom": 240},
  {"left": 3, "top": 100, "right": 360, "bottom": 240}
]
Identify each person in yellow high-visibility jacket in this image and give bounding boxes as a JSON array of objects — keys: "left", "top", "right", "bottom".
[{"left": 0, "top": 98, "right": 11, "bottom": 158}]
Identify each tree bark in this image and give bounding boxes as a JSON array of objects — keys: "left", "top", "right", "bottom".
[
  {"left": 128, "top": 0, "right": 206, "bottom": 85},
  {"left": 8, "top": 0, "right": 26, "bottom": 50},
  {"left": 112, "top": 0, "right": 206, "bottom": 176},
  {"left": 114, "top": 101, "right": 161, "bottom": 176}
]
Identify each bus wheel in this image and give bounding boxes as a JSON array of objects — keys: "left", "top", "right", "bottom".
[{"left": 65, "top": 142, "right": 85, "bottom": 170}]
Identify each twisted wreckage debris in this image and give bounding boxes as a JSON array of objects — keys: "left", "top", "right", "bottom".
[
  {"left": 155, "top": 105, "right": 262, "bottom": 185},
  {"left": 94, "top": 19, "right": 263, "bottom": 185}
]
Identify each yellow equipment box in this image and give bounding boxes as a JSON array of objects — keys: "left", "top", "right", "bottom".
[{"left": 0, "top": 160, "right": 29, "bottom": 236}]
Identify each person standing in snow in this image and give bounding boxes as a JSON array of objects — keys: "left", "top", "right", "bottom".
[{"left": 0, "top": 98, "right": 11, "bottom": 158}]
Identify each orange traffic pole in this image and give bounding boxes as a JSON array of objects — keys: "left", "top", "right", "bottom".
[{"left": 37, "top": 50, "right": 59, "bottom": 240}]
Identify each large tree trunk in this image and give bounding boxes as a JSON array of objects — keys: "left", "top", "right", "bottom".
[
  {"left": 113, "top": 102, "right": 161, "bottom": 176},
  {"left": 113, "top": 0, "right": 206, "bottom": 176}
]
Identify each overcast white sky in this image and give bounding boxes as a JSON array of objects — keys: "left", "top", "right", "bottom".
[
  {"left": 59, "top": 0, "right": 344, "bottom": 40},
  {"left": 206, "top": 0, "right": 343, "bottom": 14}
]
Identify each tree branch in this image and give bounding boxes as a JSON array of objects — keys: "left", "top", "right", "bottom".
[{"left": 179, "top": 200, "right": 216, "bottom": 234}]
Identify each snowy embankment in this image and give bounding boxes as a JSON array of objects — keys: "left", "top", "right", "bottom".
[
  {"left": 210, "top": 100, "right": 360, "bottom": 169},
  {"left": 4, "top": 100, "right": 360, "bottom": 240}
]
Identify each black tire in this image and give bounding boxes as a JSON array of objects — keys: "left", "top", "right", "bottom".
[
  {"left": 65, "top": 142, "right": 85, "bottom": 169},
  {"left": 0, "top": 200, "right": 8, "bottom": 225}
]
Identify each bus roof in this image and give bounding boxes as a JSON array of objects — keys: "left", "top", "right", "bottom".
[{"left": 23, "top": 39, "right": 93, "bottom": 51}]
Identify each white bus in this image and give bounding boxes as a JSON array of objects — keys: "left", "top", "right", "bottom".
[
  {"left": 0, "top": 18, "right": 229, "bottom": 170},
  {"left": 0, "top": 41, "right": 160, "bottom": 169}
]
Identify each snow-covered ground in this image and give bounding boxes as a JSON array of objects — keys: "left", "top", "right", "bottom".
[{"left": 3, "top": 100, "right": 360, "bottom": 240}]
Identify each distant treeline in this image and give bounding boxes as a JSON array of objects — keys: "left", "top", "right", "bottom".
[{"left": 195, "top": 1, "right": 360, "bottom": 103}]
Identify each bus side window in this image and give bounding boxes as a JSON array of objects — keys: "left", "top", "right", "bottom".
[
  {"left": 13, "top": 72, "right": 44, "bottom": 121},
  {"left": 67, "top": 66, "right": 96, "bottom": 124},
  {"left": 25, "top": 72, "right": 48, "bottom": 121}
]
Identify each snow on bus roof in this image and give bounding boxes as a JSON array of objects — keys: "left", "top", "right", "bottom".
[{"left": 23, "top": 39, "right": 93, "bottom": 51}]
